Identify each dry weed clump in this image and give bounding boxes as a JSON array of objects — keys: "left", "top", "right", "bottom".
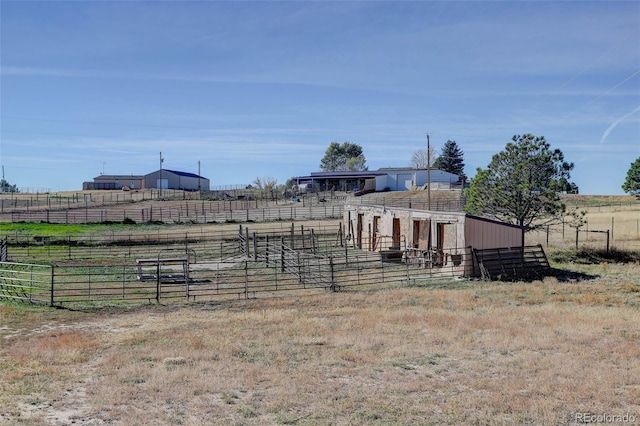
[{"left": 1, "top": 269, "right": 640, "bottom": 425}]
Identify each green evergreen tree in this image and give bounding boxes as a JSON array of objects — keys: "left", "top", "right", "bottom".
[
  {"left": 0, "top": 179, "right": 18, "bottom": 193},
  {"left": 622, "top": 157, "right": 640, "bottom": 197},
  {"left": 432, "top": 140, "right": 467, "bottom": 181},
  {"left": 465, "top": 134, "right": 575, "bottom": 229}
]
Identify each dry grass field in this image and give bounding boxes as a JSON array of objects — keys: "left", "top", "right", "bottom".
[
  {"left": 526, "top": 197, "right": 640, "bottom": 252},
  {"left": 1, "top": 258, "right": 639, "bottom": 425},
  {"left": 1, "top": 192, "right": 640, "bottom": 424}
]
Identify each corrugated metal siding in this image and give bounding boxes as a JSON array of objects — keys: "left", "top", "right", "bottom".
[{"left": 465, "top": 216, "right": 523, "bottom": 249}]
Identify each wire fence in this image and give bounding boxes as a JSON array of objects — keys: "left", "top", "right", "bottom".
[{"left": 526, "top": 213, "right": 640, "bottom": 251}]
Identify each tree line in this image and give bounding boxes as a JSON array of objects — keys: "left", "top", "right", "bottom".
[{"left": 317, "top": 136, "right": 640, "bottom": 231}]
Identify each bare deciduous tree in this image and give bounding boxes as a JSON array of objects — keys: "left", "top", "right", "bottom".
[{"left": 410, "top": 146, "right": 436, "bottom": 169}]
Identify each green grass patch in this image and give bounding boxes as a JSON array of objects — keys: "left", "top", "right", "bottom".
[
  {"left": 0, "top": 223, "right": 109, "bottom": 237},
  {"left": 0, "top": 222, "right": 178, "bottom": 238}
]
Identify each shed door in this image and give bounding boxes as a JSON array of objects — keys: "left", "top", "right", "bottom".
[
  {"left": 437, "top": 223, "right": 456, "bottom": 251},
  {"left": 413, "top": 220, "right": 430, "bottom": 249},
  {"left": 392, "top": 218, "right": 401, "bottom": 250}
]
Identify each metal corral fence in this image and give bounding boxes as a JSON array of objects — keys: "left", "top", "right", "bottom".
[
  {"left": 0, "top": 224, "right": 472, "bottom": 307},
  {"left": 4, "top": 223, "right": 342, "bottom": 263},
  {"left": 0, "top": 189, "right": 198, "bottom": 212},
  {"left": 355, "top": 196, "right": 466, "bottom": 212},
  {"left": 3, "top": 202, "right": 344, "bottom": 224}
]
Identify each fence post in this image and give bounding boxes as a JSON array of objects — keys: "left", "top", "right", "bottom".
[
  {"left": 290, "top": 223, "right": 295, "bottom": 249},
  {"left": 606, "top": 230, "right": 610, "bottom": 253},
  {"left": 311, "top": 229, "right": 316, "bottom": 254},
  {"left": 156, "top": 261, "right": 161, "bottom": 303},
  {"left": 405, "top": 260, "right": 410, "bottom": 286},
  {"left": 50, "top": 265, "right": 55, "bottom": 307},
  {"left": 266, "top": 235, "right": 270, "bottom": 266},
  {"left": 611, "top": 217, "right": 614, "bottom": 240},
  {"left": 253, "top": 232, "right": 257, "bottom": 262},
  {"left": 281, "top": 237, "right": 285, "bottom": 273},
  {"left": 546, "top": 226, "right": 549, "bottom": 247},
  {"left": 245, "top": 227, "right": 250, "bottom": 259},
  {"left": 329, "top": 256, "right": 335, "bottom": 292},
  {"left": 0, "top": 237, "right": 6, "bottom": 262},
  {"left": 244, "top": 261, "right": 248, "bottom": 299}
]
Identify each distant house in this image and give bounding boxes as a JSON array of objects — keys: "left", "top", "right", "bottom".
[
  {"left": 144, "top": 169, "right": 210, "bottom": 191},
  {"left": 83, "top": 175, "right": 145, "bottom": 190},
  {"left": 295, "top": 168, "right": 461, "bottom": 193}
]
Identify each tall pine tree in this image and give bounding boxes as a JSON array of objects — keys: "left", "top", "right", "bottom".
[
  {"left": 465, "top": 134, "right": 575, "bottom": 229},
  {"left": 432, "top": 140, "right": 467, "bottom": 181},
  {"left": 622, "top": 157, "right": 640, "bottom": 197}
]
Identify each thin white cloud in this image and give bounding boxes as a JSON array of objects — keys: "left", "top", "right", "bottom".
[{"left": 599, "top": 105, "right": 640, "bottom": 144}]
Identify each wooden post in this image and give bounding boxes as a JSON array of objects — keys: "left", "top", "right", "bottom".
[
  {"left": 546, "top": 226, "right": 549, "bottom": 247},
  {"left": 611, "top": 217, "right": 614, "bottom": 240}
]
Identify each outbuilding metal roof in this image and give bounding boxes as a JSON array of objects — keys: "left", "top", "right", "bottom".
[{"left": 162, "top": 169, "right": 206, "bottom": 179}]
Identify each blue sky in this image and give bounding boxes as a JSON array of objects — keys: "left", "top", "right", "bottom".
[{"left": 1, "top": 1, "right": 639, "bottom": 194}]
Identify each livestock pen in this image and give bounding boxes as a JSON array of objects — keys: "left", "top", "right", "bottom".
[{"left": 0, "top": 222, "right": 473, "bottom": 308}]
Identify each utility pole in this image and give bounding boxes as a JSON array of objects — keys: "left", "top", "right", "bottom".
[
  {"left": 159, "top": 152, "right": 164, "bottom": 199},
  {"left": 198, "top": 161, "right": 201, "bottom": 192},
  {"left": 427, "top": 133, "right": 431, "bottom": 210}
]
